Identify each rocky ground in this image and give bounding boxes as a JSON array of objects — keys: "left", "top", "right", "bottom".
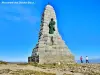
[{"left": 0, "top": 61, "right": 100, "bottom": 75}]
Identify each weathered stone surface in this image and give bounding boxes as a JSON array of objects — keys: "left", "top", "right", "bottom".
[{"left": 28, "top": 4, "right": 75, "bottom": 64}]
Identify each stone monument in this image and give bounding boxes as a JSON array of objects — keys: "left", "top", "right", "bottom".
[{"left": 28, "top": 4, "right": 75, "bottom": 64}]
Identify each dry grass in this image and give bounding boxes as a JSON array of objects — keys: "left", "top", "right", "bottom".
[
  {"left": 63, "top": 73, "right": 74, "bottom": 75},
  {"left": 1, "top": 61, "right": 100, "bottom": 75},
  {"left": 0, "top": 69, "right": 56, "bottom": 75},
  {"left": 17, "top": 62, "right": 58, "bottom": 68},
  {"left": 17, "top": 62, "right": 36, "bottom": 65},
  {"left": 0, "top": 69, "right": 12, "bottom": 74},
  {"left": 16, "top": 62, "right": 81, "bottom": 69},
  {"left": 10, "top": 69, "right": 56, "bottom": 75},
  {"left": 0, "top": 60, "right": 8, "bottom": 65}
]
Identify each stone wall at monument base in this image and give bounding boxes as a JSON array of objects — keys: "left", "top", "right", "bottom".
[
  {"left": 39, "top": 55, "right": 75, "bottom": 64},
  {"left": 28, "top": 55, "right": 75, "bottom": 64}
]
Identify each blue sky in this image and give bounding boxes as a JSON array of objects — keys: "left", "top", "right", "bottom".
[{"left": 0, "top": 0, "right": 100, "bottom": 62}]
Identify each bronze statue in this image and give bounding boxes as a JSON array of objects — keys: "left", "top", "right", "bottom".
[{"left": 49, "top": 18, "right": 55, "bottom": 34}]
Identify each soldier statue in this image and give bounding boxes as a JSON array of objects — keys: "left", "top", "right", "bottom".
[{"left": 49, "top": 18, "right": 55, "bottom": 34}]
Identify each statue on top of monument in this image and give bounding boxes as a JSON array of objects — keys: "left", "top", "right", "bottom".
[{"left": 49, "top": 18, "right": 55, "bottom": 34}]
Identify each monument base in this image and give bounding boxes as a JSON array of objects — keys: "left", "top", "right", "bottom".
[
  {"left": 28, "top": 55, "right": 75, "bottom": 64},
  {"left": 28, "top": 56, "right": 39, "bottom": 63},
  {"left": 39, "top": 55, "right": 75, "bottom": 64}
]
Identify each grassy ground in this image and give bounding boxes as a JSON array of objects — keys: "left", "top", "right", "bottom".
[
  {"left": 0, "top": 60, "right": 8, "bottom": 65},
  {"left": 0, "top": 61, "right": 100, "bottom": 75},
  {"left": 17, "top": 62, "right": 81, "bottom": 69},
  {"left": 0, "top": 69, "right": 56, "bottom": 75}
]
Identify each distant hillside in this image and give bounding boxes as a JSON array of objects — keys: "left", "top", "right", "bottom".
[
  {"left": 0, "top": 60, "right": 28, "bottom": 64},
  {"left": 76, "top": 58, "right": 100, "bottom": 63}
]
